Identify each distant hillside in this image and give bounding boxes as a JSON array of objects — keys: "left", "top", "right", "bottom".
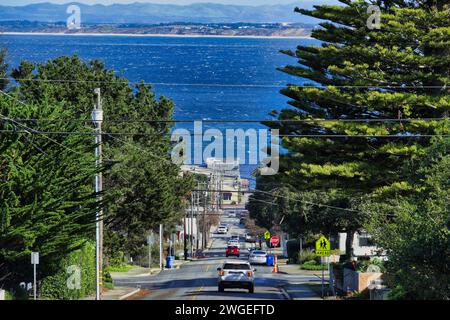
[{"left": 0, "top": 1, "right": 330, "bottom": 24}]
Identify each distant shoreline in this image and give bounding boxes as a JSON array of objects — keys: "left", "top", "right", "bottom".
[{"left": 0, "top": 32, "right": 313, "bottom": 40}]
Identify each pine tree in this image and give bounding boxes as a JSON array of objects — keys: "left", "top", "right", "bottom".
[
  {"left": 252, "top": 0, "right": 450, "bottom": 259},
  {"left": 0, "top": 48, "right": 8, "bottom": 90},
  {"left": 11, "top": 56, "right": 193, "bottom": 262}
]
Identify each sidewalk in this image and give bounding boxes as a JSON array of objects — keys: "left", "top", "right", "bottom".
[
  {"left": 278, "top": 263, "right": 328, "bottom": 300},
  {"left": 84, "top": 259, "right": 192, "bottom": 300}
]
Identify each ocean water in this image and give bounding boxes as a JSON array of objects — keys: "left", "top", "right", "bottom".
[{"left": 0, "top": 35, "right": 317, "bottom": 181}]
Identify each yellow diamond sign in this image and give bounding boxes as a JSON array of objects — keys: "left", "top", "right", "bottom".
[
  {"left": 315, "top": 236, "right": 331, "bottom": 257},
  {"left": 264, "top": 231, "right": 271, "bottom": 240}
]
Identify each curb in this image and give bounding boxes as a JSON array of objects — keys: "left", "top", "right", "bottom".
[{"left": 119, "top": 288, "right": 141, "bottom": 300}]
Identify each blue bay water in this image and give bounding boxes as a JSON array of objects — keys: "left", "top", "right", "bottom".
[{"left": 0, "top": 35, "right": 317, "bottom": 181}]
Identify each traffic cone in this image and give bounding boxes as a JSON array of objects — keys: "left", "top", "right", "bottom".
[{"left": 272, "top": 256, "right": 278, "bottom": 273}]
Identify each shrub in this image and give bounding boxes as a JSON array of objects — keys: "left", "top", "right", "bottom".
[
  {"left": 387, "top": 285, "right": 406, "bottom": 300},
  {"left": 298, "top": 249, "right": 316, "bottom": 264},
  {"left": 299, "top": 260, "right": 328, "bottom": 270},
  {"left": 40, "top": 241, "right": 96, "bottom": 300},
  {"left": 103, "top": 271, "right": 114, "bottom": 290},
  {"left": 109, "top": 250, "right": 127, "bottom": 267},
  {"left": 4, "top": 287, "right": 28, "bottom": 300},
  {"left": 106, "top": 265, "right": 135, "bottom": 272},
  {"left": 5, "top": 291, "right": 13, "bottom": 300}
]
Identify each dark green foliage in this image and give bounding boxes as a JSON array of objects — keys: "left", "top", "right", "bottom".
[
  {"left": 0, "top": 48, "right": 7, "bottom": 90},
  {"left": 0, "top": 93, "right": 98, "bottom": 290},
  {"left": 1, "top": 55, "right": 193, "bottom": 296},
  {"left": 363, "top": 139, "right": 450, "bottom": 299},
  {"left": 40, "top": 241, "right": 95, "bottom": 300},
  {"left": 9, "top": 55, "right": 193, "bottom": 266},
  {"left": 300, "top": 260, "right": 327, "bottom": 271},
  {"left": 250, "top": 0, "right": 450, "bottom": 261}
]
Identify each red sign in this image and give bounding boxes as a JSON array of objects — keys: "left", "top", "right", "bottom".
[{"left": 270, "top": 236, "right": 280, "bottom": 246}]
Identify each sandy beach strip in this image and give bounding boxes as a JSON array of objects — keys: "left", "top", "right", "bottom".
[{"left": 0, "top": 31, "right": 312, "bottom": 40}]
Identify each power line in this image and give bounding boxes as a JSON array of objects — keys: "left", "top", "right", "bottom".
[
  {"left": 251, "top": 189, "right": 363, "bottom": 213},
  {"left": 0, "top": 89, "right": 88, "bottom": 156},
  {"left": 3, "top": 117, "right": 448, "bottom": 124},
  {"left": 193, "top": 188, "right": 363, "bottom": 213},
  {"left": 105, "top": 133, "right": 175, "bottom": 166},
  {"left": 1, "top": 128, "right": 448, "bottom": 138}
]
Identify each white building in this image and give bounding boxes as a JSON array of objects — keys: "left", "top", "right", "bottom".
[{"left": 337, "top": 231, "right": 386, "bottom": 259}]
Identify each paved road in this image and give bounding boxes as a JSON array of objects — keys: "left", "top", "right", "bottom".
[{"left": 114, "top": 215, "right": 320, "bottom": 300}]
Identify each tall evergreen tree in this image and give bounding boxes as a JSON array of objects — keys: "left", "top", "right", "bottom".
[
  {"left": 0, "top": 94, "right": 98, "bottom": 287},
  {"left": 363, "top": 138, "right": 450, "bottom": 299},
  {"left": 0, "top": 48, "right": 8, "bottom": 90},
  {"left": 252, "top": 0, "right": 450, "bottom": 259},
  {"left": 11, "top": 56, "right": 193, "bottom": 262}
]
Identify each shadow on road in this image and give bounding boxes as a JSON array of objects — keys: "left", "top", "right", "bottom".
[{"left": 183, "top": 288, "right": 282, "bottom": 300}]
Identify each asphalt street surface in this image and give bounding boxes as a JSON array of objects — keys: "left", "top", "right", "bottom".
[{"left": 114, "top": 215, "right": 319, "bottom": 300}]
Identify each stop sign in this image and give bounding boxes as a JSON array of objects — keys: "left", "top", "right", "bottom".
[{"left": 270, "top": 236, "right": 280, "bottom": 246}]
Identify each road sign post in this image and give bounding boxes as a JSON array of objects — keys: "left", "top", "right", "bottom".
[
  {"left": 315, "top": 236, "right": 331, "bottom": 299},
  {"left": 264, "top": 231, "right": 271, "bottom": 252},
  {"left": 159, "top": 224, "right": 163, "bottom": 270},
  {"left": 270, "top": 235, "right": 279, "bottom": 247},
  {"left": 31, "top": 252, "right": 39, "bottom": 300},
  {"left": 147, "top": 233, "right": 154, "bottom": 269}
]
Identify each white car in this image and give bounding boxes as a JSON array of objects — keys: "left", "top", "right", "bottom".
[
  {"left": 217, "top": 260, "right": 255, "bottom": 293},
  {"left": 227, "top": 239, "right": 240, "bottom": 248},
  {"left": 217, "top": 225, "right": 228, "bottom": 234},
  {"left": 248, "top": 250, "right": 267, "bottom": 265}
]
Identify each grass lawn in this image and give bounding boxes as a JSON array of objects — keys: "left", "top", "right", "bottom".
[{"left": 106, "top": 264, "right": 137, "bottom": 272}]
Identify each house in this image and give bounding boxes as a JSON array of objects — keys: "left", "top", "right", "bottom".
[
  {"left": 181, "top": 158, "right": 248, "bottom": 205},
  {"left": 335, "top": 231, "right": 386, "bottom": 260}
]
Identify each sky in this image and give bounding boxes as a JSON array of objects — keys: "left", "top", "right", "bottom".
[{"left": 1, "top": 0, "right": 329, "bottom": 6}]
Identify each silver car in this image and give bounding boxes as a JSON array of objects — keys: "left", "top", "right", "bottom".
[
  {"left": 217, "top": 261, "right": 256, "bottom": 293},
  {"left": 248, "top": 250, "right": 267, "bottom": 265}
]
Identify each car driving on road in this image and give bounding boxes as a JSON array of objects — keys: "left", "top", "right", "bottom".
[
  {"left": 227, "top": 239, "right": 240, "bottom": 248},
  {"left": 248, "top": 250, "right": 267, "bottom": 265},
  {"left": 217, "top": 225, "right": 228, "bottom": 234},
  {"left": 226, "top": 245, "right": 240, "bottom": 257},
  {"left": 217, "top": 261, "right": 255, "bottom": 293}
]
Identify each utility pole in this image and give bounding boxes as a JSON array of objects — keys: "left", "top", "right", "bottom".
[
  {"left": 183, "top": 212, "right": 187, "bottom": 261},
  {"left": 159, "top": 224, "right": 163, "bottom": 270},
  {"left": 202, "top": 188, "right": 207, "bottom": 251},
  {"left": 190, "top": 192, "right": 194, "bottom": 259},
  {"left": 196, "top": 185, "right": 200, "bottom": 257},
  {"left": 92, "top": 88, "right": 103, "bottom": 301},
  {"left": 147, "top": 232, "right": 153, "bottom": 269}
]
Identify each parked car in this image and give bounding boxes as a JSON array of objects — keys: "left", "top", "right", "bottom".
[
  {"left": 248, "top": 250, "right": 267, "bottom": 265},
  {"left": 217, "top": 261, "right": 255, "bottom": 293},
  {"left": 226, "top": 245, "right": 240, "bottom": 257},
  {"left": 217, "top": 225, "right": 228, "bottom": 234}
]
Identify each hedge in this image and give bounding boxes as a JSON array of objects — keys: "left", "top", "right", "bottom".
[{"left": 40, "top": 241, "right": 96, "bottom": 300}]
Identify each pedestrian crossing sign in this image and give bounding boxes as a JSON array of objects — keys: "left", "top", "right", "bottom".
[
  {"left": 264, "top": 231, "right": 271, "bottom": 240},
  {"left": 315, "top": 236, "right": 331, "bottom": 256}
]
